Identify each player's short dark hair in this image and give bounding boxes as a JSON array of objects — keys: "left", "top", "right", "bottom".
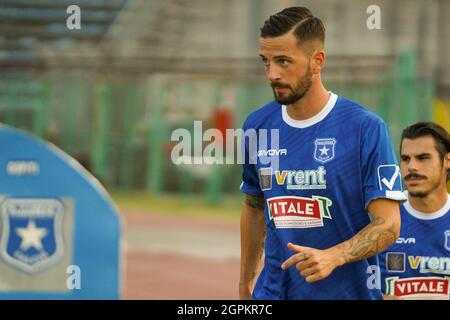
[
  {"left": 401, "top": 121, "right": 450, "bottom": 181},
  {"left": 260, "top": 7, "right": 325, "bottom": 49}
]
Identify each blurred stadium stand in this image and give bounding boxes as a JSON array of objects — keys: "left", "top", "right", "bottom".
[
  {"left": 0, "top": 0, "right": 125, "bottom": 68},
  {"left": 0, "top": 0, "right": 449, "bottom": 201}
]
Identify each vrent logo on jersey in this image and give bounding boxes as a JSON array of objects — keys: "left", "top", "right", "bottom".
[
  {"left": 0, "top": 198, "right": 64, "bottom": 274},
  {"left": 385, "top": 276, "right": 450, "bottom": 299},
  {"left": 408, "top": 255, "right": 450, "bottom": 275},
  {"left": 275, "top": 167, "right": 326, "bottom": 190},
  {"left": 377, "top": 165, "right": 404, "bottom": 198},
  {"left": 266, "top": 196, "right": 332, "bottom": 229}
]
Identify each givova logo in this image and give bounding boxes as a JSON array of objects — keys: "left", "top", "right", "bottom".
[
  {"left": 257, "top": 149, "right": 287, "bottom": 157},
  {"left": 0, "top": 198, "right": 65, "bottom": 274},
  {"left": 396, "top": 237, "right": 416, "bottom": 244}
]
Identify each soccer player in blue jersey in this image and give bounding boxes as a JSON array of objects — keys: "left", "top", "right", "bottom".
[
  {"left": 380, "top": 122, "right": 450, "bottom": 300},
  {"left": 239, "top": 7, "right": 407, "bottom": 300}
]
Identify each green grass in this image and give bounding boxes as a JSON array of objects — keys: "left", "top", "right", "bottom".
[{"left": 111, "top": 191, "right": 243, "bottom": 222}]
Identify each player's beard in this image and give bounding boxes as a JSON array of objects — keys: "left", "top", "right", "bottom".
[
  {"left": 271, "top": 65, "right": 313, "bottom": 105},
  {"left": 406, "top": 173, "right": 442, "bottom": 198}
]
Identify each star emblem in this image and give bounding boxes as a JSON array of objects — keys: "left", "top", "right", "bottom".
[
  {"left": 319, "top": 145, "right": 330, "bottom": 156},
  {"left": 16, "top": 220, "right": 48, "bottom": 251}
]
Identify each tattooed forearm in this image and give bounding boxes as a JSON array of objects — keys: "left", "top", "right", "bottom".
[
  {"left": 334, "top": 217, "right": 397, "bottom": 265},
  {"left": 245, "top": 194, "right": 265, "bottom": 210}
]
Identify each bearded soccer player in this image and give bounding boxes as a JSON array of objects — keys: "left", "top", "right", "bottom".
[
  {"left": 239, "top": 6, "right": 406, "bottom": 300},
  {"left": 380, "top": 122, "right": 450, "bottom": 300}
]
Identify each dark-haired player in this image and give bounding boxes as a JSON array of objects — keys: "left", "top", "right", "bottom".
[
  {"left": 380, "top": 122, "right": 450, "bottom": 300},
  {"left": 239, "top": 6, "right": 406, "bottom": 300}
]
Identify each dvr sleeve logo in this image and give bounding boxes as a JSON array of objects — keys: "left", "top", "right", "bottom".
[{"left": 0, "top": 198, "right": 65, "bottom": 274}]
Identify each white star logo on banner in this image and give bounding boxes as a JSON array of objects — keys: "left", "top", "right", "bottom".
[{"left": 16, "top": 220, "right": 48, "bottom": 251}]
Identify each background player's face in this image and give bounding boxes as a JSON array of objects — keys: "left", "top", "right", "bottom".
[
  {"left": 400, "top": 136, "right": 450, "bottom": 198},
  {"left": 259, "top": 32, "right": 313, "bottom": 105}
]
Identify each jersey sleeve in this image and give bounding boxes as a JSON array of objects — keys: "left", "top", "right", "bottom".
[
  {"left": 240, "top": 118, "right": 263, "bottom": 196},
  {"left": 360, "top": 118, "right": 407, "bottom": 209}
]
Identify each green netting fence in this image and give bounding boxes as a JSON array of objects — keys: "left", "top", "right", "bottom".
[{"left": 0, "top": 52, "right": 435, "bottom": 202}]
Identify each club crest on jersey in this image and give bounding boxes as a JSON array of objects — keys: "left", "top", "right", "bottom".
[
  {"left": 314, "top": 138, "right": 336, "bottom": 164},
  {"left": 266, "top": 196, "right": 332, "bottom": 229},
  {"left": 0, "top": 198, "right": 65, "bottom": 274}
]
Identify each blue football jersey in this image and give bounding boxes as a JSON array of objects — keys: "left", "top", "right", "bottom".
[
  {"left": 379, "top": 197, "right": 450, "bottom": 299},
  {"left": 240, "top": 92, "right": 406, "bottom": 300}
]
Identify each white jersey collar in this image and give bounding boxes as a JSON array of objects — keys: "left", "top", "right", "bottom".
[
  {"left": 403, "top": 194, "right": 450, "bottom": 220},
  {"left": 282, "top": 92, "right": 338, "bottom": 128}
]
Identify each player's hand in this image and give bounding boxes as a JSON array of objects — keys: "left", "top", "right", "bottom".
[{"left": 281, "top": 242, "right": 345, "bottom": 283}]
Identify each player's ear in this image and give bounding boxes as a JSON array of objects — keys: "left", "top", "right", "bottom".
[
  {"left": 310, "top": 49, "right": 325, "bottom": 74},
  {"left": 445, "top": 152, "right": 450, "bottom": 169}
]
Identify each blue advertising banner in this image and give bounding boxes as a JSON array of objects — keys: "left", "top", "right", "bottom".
[{"left": 0, "top": 125, "right": 122, "bottom": 299}]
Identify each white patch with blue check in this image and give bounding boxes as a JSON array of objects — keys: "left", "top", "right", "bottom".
[{"left": 377, "top": 165, "right": 406, "bottom": 200}]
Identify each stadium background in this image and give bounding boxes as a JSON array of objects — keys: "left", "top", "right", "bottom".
[{"left": 0, "top": 0, "right": 450, "bottom": 299}]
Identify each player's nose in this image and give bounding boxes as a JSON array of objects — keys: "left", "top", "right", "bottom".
[
  {"left": 406, "top": 159, "right": 419, "bottom": 171},
  {"left": 267, "top": 65, "right": 282, "bottom": 82}
]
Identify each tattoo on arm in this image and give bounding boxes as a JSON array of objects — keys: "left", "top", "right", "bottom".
[
  {"left": 245, "top": 194, "right": 265, "bottom": 210},
  {"left": 336, "top": 217, "right": 397, "bottom": 264}
]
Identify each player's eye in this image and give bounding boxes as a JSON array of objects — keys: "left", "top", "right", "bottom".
[
  {"left": 261, "top": 58, "right": 269, "bottom": 66},
  {"left": 400, "top": 156, "right": 409, "bottom": 162},
  {"left": 278, "top": 59, "right": 290, "bottom": 66}
]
